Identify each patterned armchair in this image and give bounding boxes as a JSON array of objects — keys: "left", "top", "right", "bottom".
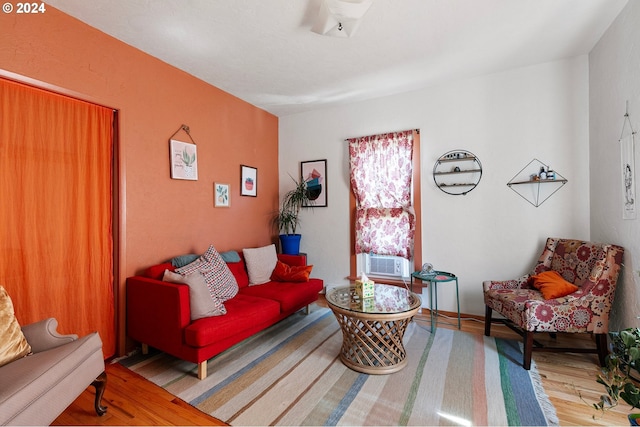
[{"left": 483, "top": 237, "right": 624, "bottom": 370}]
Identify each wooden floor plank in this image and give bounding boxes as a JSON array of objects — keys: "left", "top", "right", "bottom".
[
  {"left": 54, "top": 298, "right": 631, "bottom": 426},
  {"left": 52, "top": 362, "right": 226, "bottom": 426}
]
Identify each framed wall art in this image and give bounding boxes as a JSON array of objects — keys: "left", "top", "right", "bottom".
[
  {"left": 301, "top": 159, "right": 327, "bottom": 207},
  {"left": 240, "top": 165, "right": 257, "bottom": 197},
  {"left": 620, "top": 107, "right": 637, "bottom": 220},
  {"left": 169, "top": 139, "right": 198, "bottom": 180},
  {"left": 214, "top": 183, "right": 230, "bottom": 207}
]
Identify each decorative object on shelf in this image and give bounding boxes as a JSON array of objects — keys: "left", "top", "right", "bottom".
[
  {"left": 507, "top": 159, "right": 567, "bottom": 207},
  {"left": 619, "top": 102, "right": 637, "bottom": 220},
  {"left": 433, "top": 149, "right": 482, "bottom": 195},
  {"left": 240, "top": 165, "right": 257, "bottom": 197},
  {"left": 301, "top": 159, "right": 327, "bottom": 207},
  {"left": 214, "top": 183, "right": 230, "bottom": 207}
]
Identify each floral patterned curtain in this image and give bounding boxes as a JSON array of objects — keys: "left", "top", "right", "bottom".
[{"left": 348, "top": 130, "right": 415, "bottom": 259}]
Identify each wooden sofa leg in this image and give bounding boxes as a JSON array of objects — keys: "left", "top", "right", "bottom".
[
  {"left": 305, "top": 304, "right": 310, "bottom": 315},
  {"left": 141, "top": 343, "right": 149, "bottom": 355},
  {"left": 484, "top": 306, "right": 492, "bottom": 336},
  {"left": 595, "top": 333, "right": 608, "bottom": 367},
  {"left": 91, "top": 371, "right": 108, "bottom": 416},
  {"left": 523, "top": 331, "right": 533, "bottom": 370},
  {"left": 198, "top": 361, "right": 207, "bottom": 380}
]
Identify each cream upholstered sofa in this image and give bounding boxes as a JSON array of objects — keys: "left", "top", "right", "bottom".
[{"left": 0, "top": 286, "right": 107, "bottom": 426}]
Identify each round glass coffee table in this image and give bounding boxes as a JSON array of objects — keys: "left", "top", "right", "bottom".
[{"left": 326, "top": 284, "right": 421, "bottom": 374}]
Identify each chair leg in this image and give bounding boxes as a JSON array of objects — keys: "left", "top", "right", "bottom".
[
  {"left": 91, "top": 371, "right": 108, "bottom": 416},
  {"left": 522, "top": 331, "right": 534, "bottom": 370},
  {"left": 595, "top": 333, "right": 608, "bottom": 366},
  {"left": 484, "top": 305, "right": 492, "bottom": 336}
]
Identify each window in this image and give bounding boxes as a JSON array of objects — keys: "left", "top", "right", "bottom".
[{"left": 348, "top": 130, "right": 422, "bottom": 281}]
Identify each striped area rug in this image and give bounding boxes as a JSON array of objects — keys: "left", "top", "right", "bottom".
[{"left": 121, "top": 305, "right": 558, "bottom": 426}]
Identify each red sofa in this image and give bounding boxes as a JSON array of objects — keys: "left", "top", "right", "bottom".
[{"left": 126, "top": 252, "right": 323, "bottom": 380}]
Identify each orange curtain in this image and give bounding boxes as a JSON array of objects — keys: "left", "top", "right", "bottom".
[{"left": 0, "top": 78, "right": 115, "bottom": 357}]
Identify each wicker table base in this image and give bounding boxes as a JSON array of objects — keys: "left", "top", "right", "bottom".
[{"left": 327, "top": 285, "right": 421, "bottom": 374}]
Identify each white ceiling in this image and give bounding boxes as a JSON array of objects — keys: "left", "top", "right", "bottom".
[{"left": 46, "top": 0, "right": 627, "bottom": 117}]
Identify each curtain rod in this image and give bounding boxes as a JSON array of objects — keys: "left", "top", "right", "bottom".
[{"left": 344, "top": 128, "right": 419, "bottom": 141}]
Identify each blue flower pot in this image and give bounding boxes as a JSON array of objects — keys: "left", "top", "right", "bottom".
[
  {"left": 279, "top": 234, "right": 301, "bottom": 255},
  {"left": 629, "top": 414, "right": 640, "bottom": 426}
]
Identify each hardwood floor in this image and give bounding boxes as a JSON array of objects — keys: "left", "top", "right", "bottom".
[
  {"left": 52, "top": 362, "right": 225, "bottom": 426},
  {"left": 55, "top": 296, "right": 631, "bottom": 426}
]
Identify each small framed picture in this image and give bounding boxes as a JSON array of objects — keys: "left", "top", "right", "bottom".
[
  {"left": 214, "top": 183, "right": 230, "bottom": 207},
  {"left": 240, "top": 165, "right": 257, "bottom": 197},
  {"left": 169, "top": 139, "right": 198, "bottom": 180},
  {"left": 301, "top": 159, "right": 327, "bottom": 207}
]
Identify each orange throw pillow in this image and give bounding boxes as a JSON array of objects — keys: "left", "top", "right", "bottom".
[
  {"left": 270, "top": 261, "right": 313, "bottom": 282},
  {"left": 530, "top": 270, "right": 578, "bottom": 299}
]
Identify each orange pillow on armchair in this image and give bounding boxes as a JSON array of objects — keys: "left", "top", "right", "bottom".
[
  {"left": 530, "top": 270, "right": 578, "bottom": 299},
  {"left": 270, "top": 260, "right": 313, "bottom": 282}
]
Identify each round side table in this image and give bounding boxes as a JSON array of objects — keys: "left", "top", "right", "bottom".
[{"left": 410, "top": 271, "right": 460, "bottom": 333}]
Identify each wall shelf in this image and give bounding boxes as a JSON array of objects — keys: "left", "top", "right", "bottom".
[
  {"left": 507, "top": 159, "right": 567, "bottom": 207},
  {"left": 433, "top": 150, "right": 482, "bottom": 195}
]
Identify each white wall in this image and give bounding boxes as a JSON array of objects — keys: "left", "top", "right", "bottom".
[
  {"left": 279, "top": 56, "right": 590, "bottom": 316},
  {"left": 589, "top": 1, "right": 640, "bottom": 330}
]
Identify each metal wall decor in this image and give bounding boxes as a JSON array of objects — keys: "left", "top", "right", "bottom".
[
  {"left": 433, "top": 150, "right": 482, "bottom": 195},
  {"left": 506, "top": 159, "right": 567, "bottom": 207}
]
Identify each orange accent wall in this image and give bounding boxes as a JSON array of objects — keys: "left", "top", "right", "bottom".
[{"left": 0, "top": 7, "right": 279, "bottom": 355}]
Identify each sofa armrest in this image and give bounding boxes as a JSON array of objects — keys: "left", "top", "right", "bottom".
[
  {"left": 21, "top": 318, "right": 78, "bottom": 353},
  {"left": 483, "top": 274, "right": 531, "bottom": 292},
  {"left": 126, "top": 276, "right": 191, "bottom": 352}
]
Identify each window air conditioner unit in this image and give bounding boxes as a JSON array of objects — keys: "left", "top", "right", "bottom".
[{"left": 357, "top": 253, "right": 410, "bottom": 279}]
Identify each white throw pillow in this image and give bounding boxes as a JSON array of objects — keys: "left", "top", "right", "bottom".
[
  {"left": 163, "top": 270, "right": 226, "bottom": 319},
  {"left": 243, "top": 244, "right": 278, "bottom": 285}
]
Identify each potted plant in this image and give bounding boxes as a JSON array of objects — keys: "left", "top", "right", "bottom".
[
  {"left": 273, "top": 175, "right": 313, "bottom": 255},
  {"left": 591, "top": 327, "right": 640, "bottom": 424},
  {"left": 181, "top": 147, "right": 196, "bottom": 179}
]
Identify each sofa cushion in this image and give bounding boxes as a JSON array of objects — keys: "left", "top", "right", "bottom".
[
  {"left": 184, "top": 294, "right": 280, "bottom": 347},
  {"left": 177, "top": 245, "right": 238, "bottom": 304},
  {"left": 530, "top": 270, "right": 579, "bottom": 300},
  {"left": 169, "top": 254, "right": 200, "bottom": 268},
  {"left": 227, "top": 258, "right": 250, "bottom": 288},
  {"left": 0, "top": 286, "right": 31, "bottom": 368},
  {"left": 243, "top": 244, "right": 278, "bottom": 285},
  {"left": 146, "top": 262, "right": 175, "bottom": 280},
  {"left": 239, "top": 279, "right": 324, "bottom": 312},
  {"left": 162, "top": 270, "right": 226, "bottom": 319},
  {"left": 270, "top": 260, "right": 313, "bottom": 282},
  {"left": 220, "top": 250, "right": 241, "bottom": 263},
  {"left": 278, "top": 253, "right": 307, "bottom": 267}
]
